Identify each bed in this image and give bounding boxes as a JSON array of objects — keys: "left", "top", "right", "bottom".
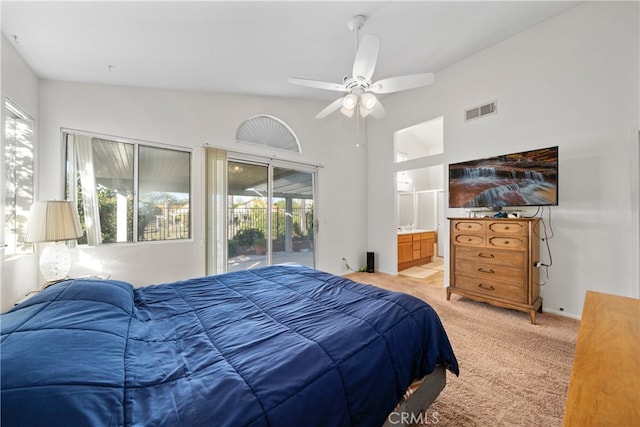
[{"left": 1, "top": 264, "right": 458, "bottom": 426}]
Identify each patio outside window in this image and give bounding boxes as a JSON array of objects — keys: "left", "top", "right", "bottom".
[{"left": 65, "top": 132, "right": 191, "bottom": 245}]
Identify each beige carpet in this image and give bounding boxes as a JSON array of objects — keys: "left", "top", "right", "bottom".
[{"left": 347, "top": 271, "right": 580, "bottom": 427}]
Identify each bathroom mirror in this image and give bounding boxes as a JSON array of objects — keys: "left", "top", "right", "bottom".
[
  {"left": 398, "top": 192, "right": 415, "bottom": 228},
  {"left": 397, "top": 165, "right": 443, "bottom": 230}
]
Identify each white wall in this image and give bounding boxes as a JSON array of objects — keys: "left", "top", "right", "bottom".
[
  {"left": 367, "top": 1, "right": 640, "bottom": 319},
  {"left": 0, "top": 75, "right": 370, "bottom": 309},
  {"left": 0, "top": 35, "right": 39, "bottom": 309},
  {"left": 36, "top": 82, "right": 369, "bottom": 285}
]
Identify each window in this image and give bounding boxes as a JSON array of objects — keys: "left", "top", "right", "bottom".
[
  {"left": 65, "top": 132, "right": 191, "bottom": 245},
  {"left": 394, "top": 116, "right": 444, "bottom": 163},
  {"left": 4, "top": 99, "right": 35, "bottom": 257},
  {"left": 236, "top": 115, "right": 301, "bottom": 153}
]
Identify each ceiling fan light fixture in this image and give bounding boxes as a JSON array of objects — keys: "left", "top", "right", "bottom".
[
  {"left": 340, "top": 106, "right": 356, "bottom": 117},
  {"left": 361, "top": 103, "right": 379, "bottom": 118},
  {"left": 361, "top": 92, "right": 377, "bottom": 110},
  {"left": 342, "top": 93, "right": 358, "bottom": 110}
]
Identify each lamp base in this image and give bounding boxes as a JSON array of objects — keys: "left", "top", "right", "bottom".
[{"left": 39, "top": 241, "right": 71, "bottom": 283}]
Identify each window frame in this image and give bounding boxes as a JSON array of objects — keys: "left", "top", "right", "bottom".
[{"left": 63, "top": 129, "right": 193, "bottom": 245}]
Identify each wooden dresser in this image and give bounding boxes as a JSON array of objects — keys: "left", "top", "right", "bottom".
[
  {"left": 563, "top": 291, "right": 640, "bottom": 426},
  {"left": 447, "top": 217, "right": 542, "bottom": 324},
  {"left": 398, "top": 231, "right": 435, "bottom": 271}
]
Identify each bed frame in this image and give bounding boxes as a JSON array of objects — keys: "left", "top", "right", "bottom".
[{"left": 383, "top": 365, "right": 447, "bottom": 427}]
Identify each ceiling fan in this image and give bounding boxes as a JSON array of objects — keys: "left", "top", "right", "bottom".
[{"left": 289, "top": 15, "right": 435, "bottom": 120}]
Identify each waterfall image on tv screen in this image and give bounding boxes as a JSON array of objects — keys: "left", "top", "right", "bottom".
[{"left": 449, "top": 146, "right": 558, "bottom": 208}]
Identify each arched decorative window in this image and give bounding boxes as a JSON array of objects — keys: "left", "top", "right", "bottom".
[{"left": 236, "top": 115, "right": 301, "bottom": 154}]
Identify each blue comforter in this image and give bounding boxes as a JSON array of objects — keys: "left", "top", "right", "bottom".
[{"left": 1, "top": 265, "right": 458, "bottom": 426}]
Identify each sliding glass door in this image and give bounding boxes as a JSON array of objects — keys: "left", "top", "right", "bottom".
[
  {"left": 227, "top": 161, "right": 269, "bottom": 271},
  {"left": 226, "top": 160, "right": 315, "bottom": 272},
  {"left": 270, "top": 166, "right": 314, "bottom": 267}
]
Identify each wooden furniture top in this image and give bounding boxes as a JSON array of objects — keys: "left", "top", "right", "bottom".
[
  {"left": 563, "top": 291, "right": 640, "bottom": 426},
  {"left": 447, "top": 217, "right": 539, "bottom": 221}
]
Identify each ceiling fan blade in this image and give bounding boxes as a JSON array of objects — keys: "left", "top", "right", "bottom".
[
  {"left": 352, "top": 34, "right": 380, "bottom": 80},
  {"left": 315, "top": 97, "right": 345, "bottom": 119},
  {"left": 369, "top": 73, "right": 435, "bottom": 94},
  {"left": 288, "top": 77, "right": 348, "bottom": 92}
]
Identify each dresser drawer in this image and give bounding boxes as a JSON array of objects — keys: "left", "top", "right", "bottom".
[
  {"left": 453, "top": 220, "right": 485, "bottom": 233},
  {"left": 454, "top": 274, "right": 526, "bottom": 303},
  {"left": 488, "top": 221, "right": 528, "bottom": 235},
  {"left": 455, "top": 246, "right": 525, "bottom": 266},
  {"left": 455, "top": 258, "right": 524, "bottom": 284},
  {"left": 487, "top": 235, "right": 528, "bottom": 250},
  {"left": 453, "top": 234, "right": 485, "bottom": 246}
]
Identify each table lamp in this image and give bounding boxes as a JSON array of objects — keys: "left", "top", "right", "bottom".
[{"left": 24, "top": 200, "right": 83, "bottom": 285}]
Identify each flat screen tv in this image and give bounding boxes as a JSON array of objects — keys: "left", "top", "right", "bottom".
[{"left": 448, "top": 146, "right": 558, "bottom": 209}]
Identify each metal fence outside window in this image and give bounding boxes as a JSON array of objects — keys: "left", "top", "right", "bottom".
[
  {"left": 228, "top": 206, "right": 313, "bottom": 240},
  {"left": 141, "top": 206, "right": 190, "bottom": 241}
]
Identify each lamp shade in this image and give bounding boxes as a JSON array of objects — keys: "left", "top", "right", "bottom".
[{"left": 24, "top": 201, "right": 83, "bottom": 243}]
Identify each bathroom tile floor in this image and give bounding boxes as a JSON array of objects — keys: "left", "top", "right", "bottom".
[{"left": 398, "top": 257, "right": 444, "bottom": 279}]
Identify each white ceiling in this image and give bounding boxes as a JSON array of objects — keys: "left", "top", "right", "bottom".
[{"left": 2, "top": 1, "right": 580, "bottom": 101}]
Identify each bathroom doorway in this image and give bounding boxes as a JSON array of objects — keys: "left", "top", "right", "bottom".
[{"left": 395, "top": 116, "right": 444, "bottom": 277}]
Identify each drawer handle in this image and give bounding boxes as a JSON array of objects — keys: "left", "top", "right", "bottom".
[
  {"left": 505, "top": 226, "right": 510, "bottom": 230},
  {"left": 478, "top": 253, "right": 494, "bottom": 258},
  {"left": 504, "top": 240, "right": 510, "bottom": 245},
  {"left": 478, "top": 267, "right": 495, "bottom": 274},
  {"left": 478, "top": 283, "right": 495, "bottom": 291}
]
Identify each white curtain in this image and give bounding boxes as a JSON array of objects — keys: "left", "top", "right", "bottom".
[
  {"left": 205, "top": 147, "right": 228, "bottom": 275},
  {"left": 69, "top": 134, "right": 101, "bottom": 246}
]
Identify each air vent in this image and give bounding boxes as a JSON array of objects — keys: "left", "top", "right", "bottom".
[{"left": 465, "top": 101, "right": 497, "bottom": 122}]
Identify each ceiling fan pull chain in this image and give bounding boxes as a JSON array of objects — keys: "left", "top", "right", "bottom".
[
  {"left": 355, "top": 106, "right": 366, "bottom": 148},
  {"left": 355, "top": 107, "right": 360, "bottom": 146}
]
